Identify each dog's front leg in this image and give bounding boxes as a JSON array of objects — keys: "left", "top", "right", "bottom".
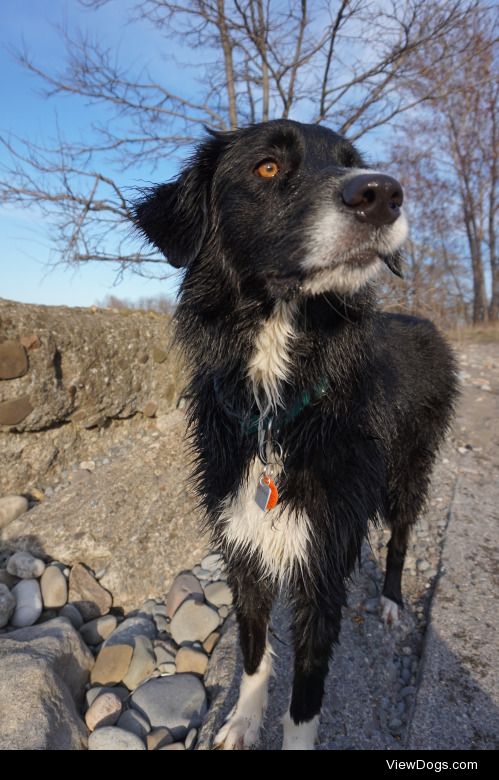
[
  {"left": 283, "top": 578, "right": 347, "bottom": 750},
  {"left": 214, "top": 568, "right": 276, "bottom": 750}
]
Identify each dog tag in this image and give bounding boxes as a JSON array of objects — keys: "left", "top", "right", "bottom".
[{"left": 255, "top": 474, "right": 279, "bottom": 512}]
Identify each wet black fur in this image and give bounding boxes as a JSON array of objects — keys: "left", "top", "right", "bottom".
[{"left": 134, "top": 120, "right": 458, "bottom": 736}]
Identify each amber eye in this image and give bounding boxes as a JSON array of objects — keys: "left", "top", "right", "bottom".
[{"left": 255, "top": 160, "right": 280, "bottom": 178}]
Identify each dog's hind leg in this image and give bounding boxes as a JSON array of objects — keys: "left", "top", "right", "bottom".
[
  {"left": 213, "top": 568, "right": 276, "bottom": 750},
  {"left": 381, "top": 521, "right": 412, "bottom": 625}
]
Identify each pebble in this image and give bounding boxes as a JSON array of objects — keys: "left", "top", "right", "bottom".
[
  {"left": 80, "top": 460, "right": 96, "bottom": 471},
  {"left": 166, "top": 572, "right": 204, "bottom": 620},
  {"left": 106, "top": 615, "right": 156, "bottom": 647},
  {"left": 204, "top": 580, "right": 233, "bottom": 608},
  {"left": 123, "top": 635, "right": 156, "bottom": 690},
  {"left": 88, "top": 726, "right": 146, "bottom": 750},
  {"left": 0, "top": 495, "right": 29, "bottom": 529},
  {"left": 192, "top": 567, "right": 212, "bottom": 581},
  {"left": 400, "top": 668, "right": 411, "bottom": 685},
  {"left": 7, "top": 551, "right": 45, "bottom": 580},
  {"left": 388, "top": 718, "right": 403, "bottom": 734},
  {"left": 201, "top": 553, "right": 224, "bottom": 572},
  {"left": 131, "top": 675, "right": 207, "bottom": 736},
  {"left": 154, "top": 615, "right": 169, "bottom": 633},
  {"left": 85, "top": 685, "right": 129, "bottom": 708},
  {"left": 11, "top": 579, "right": 43, "bottom": 627},
  {"left": 218, "top": 606, "right": 230, "bottom": 619},
  {"left": 417, "top": 560, "right": 430, "bottom": 573},
  {"left": 0, "top": 583, "right": 16, "bottom": 628},
  {"left": 85, "top": 692, "right": 123, "bottom": 731},
  {"left": 146, "top": 727, "right": 174, "bottom": 750},
  {"left": 59, "top": 603, "right": 84, "bottom": 629},
  {"left": 155, "top": 645, "right": 176, "bottom": 665},
  {"left": 203, "top": 631, "right": 220, "bottom": 654},
  {"left": 185, "top": 728, "right": 197, "bottom": 750},
  {"left": 364, "top": 598, "right": 379, "bottom": 614},
  {"left": 175, "top": 647, "right": 208, "bottom": 676},
  {"left": 40, "top": 566, "right": 68, "bottom": 608},
  {"left": 157, "top": 662, "right": 176, "bottom": 675},
  {"left": 117, "top": 708, "right": 151, "bottom": 737},
  {"left": 161, "top": 742, "right": 186, "bottom": 750},
  {"left": 91, "top": 644, "right": 134, "bottom": 685},
  {"left": 170, "top": 600, "right": 220, "bottom": 644},
  {"left": 69, "top": 563, "right": 112, "bottom": 621},
  {"left": 80, "top": 615, "right": 118, "bottom": 645}
]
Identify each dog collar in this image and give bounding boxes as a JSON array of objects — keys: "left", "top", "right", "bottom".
[{"left": 213, "top": 376, "right": 329, "bottom": 435}]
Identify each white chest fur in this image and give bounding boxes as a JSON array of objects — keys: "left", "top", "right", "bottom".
[
  {"left": 247, "top": 300, "right": 297, "bottom": 414},
  {"left": 220, "top": 458, "right": 311, "bottom": 583}
]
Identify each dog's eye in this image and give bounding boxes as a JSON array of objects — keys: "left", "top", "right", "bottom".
[{"left": 255, "top": 160, "right": 280, "bottom": 178}]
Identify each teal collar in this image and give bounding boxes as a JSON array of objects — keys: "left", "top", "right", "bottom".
[{"left": 213, "top": 376, "right": 329, "bottom": 435}]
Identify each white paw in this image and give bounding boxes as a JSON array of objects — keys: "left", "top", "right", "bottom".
[
  {"left": 380, "top": 595, "right": 400, "bottom": 626},
  {"left": 282, "top": 712, "right": 318, "bottom": 750},
  {"left": 213, "top": 708, "right": 262, "bottom": 750},
  {"left": 213, "top": 647, "right": 272, "bottom": 750}
]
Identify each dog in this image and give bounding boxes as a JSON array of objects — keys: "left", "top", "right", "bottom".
[{"left": 133, "top": 119, "right": 458, "bottom": 750}]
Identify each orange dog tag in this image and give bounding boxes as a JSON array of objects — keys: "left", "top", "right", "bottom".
[{"left": 255, "top": 474, "right": 279, "bottom": 511}]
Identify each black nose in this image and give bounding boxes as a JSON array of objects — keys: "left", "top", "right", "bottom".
[{"left": 342, "top": 173, "right": 403, "bottom": 226}]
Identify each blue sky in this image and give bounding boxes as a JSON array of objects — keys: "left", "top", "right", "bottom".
[
  {"left": 0, "top": 0, "right": 388, "bottom": 308},
  {"left": 0, "top": 0, "right": 184, "bottom": 306}
]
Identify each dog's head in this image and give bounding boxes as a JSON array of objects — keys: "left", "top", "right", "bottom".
[{"left": 134, "top": 119, "right": 407, "bottom": 299}]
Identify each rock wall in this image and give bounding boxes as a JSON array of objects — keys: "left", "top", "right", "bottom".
[{"left": 0, "top": 299, "right": 187, "bottom": 494}]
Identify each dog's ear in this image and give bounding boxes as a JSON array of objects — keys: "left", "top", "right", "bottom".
[
  {"left": 133, "top": 138, "right": 222, "bottom": 268},
  {"left": 382, "top": 250, "right": 404, "bottom": 279}
]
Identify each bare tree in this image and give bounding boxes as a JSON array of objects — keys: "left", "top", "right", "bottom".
[
  {"left": 389, "top": 7, "right": 498, "bottom": 323},
  {"left": 0, "top": 0, "right": 480, "bottom": 280}
]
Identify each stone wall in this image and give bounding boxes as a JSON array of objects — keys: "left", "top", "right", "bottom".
[{"left": 0, "top": 299, "right": 187, "bottom": 494}]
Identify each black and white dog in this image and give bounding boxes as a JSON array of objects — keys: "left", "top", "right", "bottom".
[{"left": 134, "top": 120, "right": 457, "bottom": 750}]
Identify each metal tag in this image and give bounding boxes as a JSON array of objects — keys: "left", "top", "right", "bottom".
[
  {"left": 255, "top": 476, "right": 272, "bottom": 511},
  {"left": 255, "top": 474, "right": 279, "bottom": 512}
]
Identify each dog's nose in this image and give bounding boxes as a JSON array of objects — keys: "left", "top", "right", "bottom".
[{"left": 341, "top": 174, "right": 403, "bottom": 226}]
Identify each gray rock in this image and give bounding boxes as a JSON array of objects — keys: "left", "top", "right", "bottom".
[
  {"left": 364, "top": 598, "right": 379, "bottom": 614},
  {"left": 59, "top": 603, "right": 84, "bottom": 629},
  {"left": 155, "top": 644, "right": 176, "bottom": 665},
  {"left": 0, "top": 495, "right": 28, "bottom": 529},
  {"left": 88, "top": 726, "right": 146, "bottom": 750},
  {"left": 105, "top": 615, "right": 156, "bottom": 647},
  {"left": 170, "top": 600, "right": 220, "bottom": 645},
  {"left": 85, "top": 691, "right": 123, "bottom": 731},
  {"left": 0, "top": 583, "right": 15, "bottom": 628},
  {"left": 7, "top": 551, "right": 45, "bottom": 580},
  {"left": 131, "top": 675, "right": 207, "bottom": 739},
  {"left": 0, "top": 618, "right": 93, "bottom": 749},
  {"left": 80, "top": 614, "right": 118, "bottom": 645},
  {"left": 166, "top": 572, "right": 204, "bottom": 620},
  {"left": 40, "top": 566, "right": 68, "bottom": 608},
  {"left": 154, "top": 615, "right": 170, "bottom": 633},
  {"left": 11, "top": 579, "right": 43, "bottom": 627},
  {"left": 123, "top": 635, "right": 156, "bottom": 690},
  {"left": 117, "top": 708, "right": 151, "bottom": 737},
  {"left": 69, "top": 563, "right": 112, "bottom": 621},
  {"left": 204, "top": 580, "right": 233, "bottom": 608}
]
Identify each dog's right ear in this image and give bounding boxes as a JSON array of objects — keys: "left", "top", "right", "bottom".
[{"left": 133, "top": 137, "right": 224, "bottom": 268}]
